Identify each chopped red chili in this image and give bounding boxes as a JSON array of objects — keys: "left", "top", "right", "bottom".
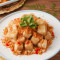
[
  {"left": 6, "top": 43, "right": 9, "bottom": 46},
  {"left": 35, "top": 50, "right": 38, "bottom": 54},
  {"left": 36, "top": 48, "right": 40, "bottom": 51},
  {"left": 11, "top": 49, "right": 14, "bottom": 51},
  {"left": 35, "top": 48, "right": 40, "bottom": 54},
  {"left": 52, "top": 32, "right": 54, "bottom": 37},
  {"left": 17, "top": 42, "right": 20, "bottom": 44}
]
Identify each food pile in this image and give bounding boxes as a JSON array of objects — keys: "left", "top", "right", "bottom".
[{"left": 2, "top": 14, "right": 55, "bottom": 55}]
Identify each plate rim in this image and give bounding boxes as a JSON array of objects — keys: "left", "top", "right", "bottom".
[{"left": 0, "top": 10, "right": 60, "bottom": 60}]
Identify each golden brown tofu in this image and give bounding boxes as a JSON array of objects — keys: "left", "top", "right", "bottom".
[
  {"left": 6, "top": 32, "right": 17, "bottom": 39},
  {"left": 25, "top": 40, "right": 33, "bottom": 51},
  {"left": 23, "top": 31, "right": 32, "bottom": 38},
  {"left": 14, "top": 42, "right": 23, "bottom": 51},
  {"left": 36, "top": 19, "right": 45, "bottom": 25},
  {"left": 11, "top": 39, "right": 16, "bottom": 43},
  {"left": 18, "top": 36, "right": 25, "bottom": 43},
  {"left": 45, "top": 31, "right": 52, "bottom": 40},
  {"left": 22, "top": 27, "right": 32, "bottom": 38},
  {"left": 31, "top": 36, "right": 40, "bottom": 45},
  {"left": 6, "top": 24, "right": 18, "bottom": 39},
  {"left": 38, "top": 39, "right": 47, "bottom": 48},
  {"left": 37, "top": 24, "right": 47, "bottom": 35},
  {"left": 31, "top": 32, "right": 43, "bottom": 45}
]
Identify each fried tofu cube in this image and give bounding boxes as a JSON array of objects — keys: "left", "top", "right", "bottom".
[
  {"left": 23, "top": 31, "right": 32, "bottom": 38},
  {"left": 36, "top": 19, "right": 45, "bottom": 25},
  {"left": 45, "top": 31, "right": 52, "bottom": 40},
  {"left": 22, "top": 27, "right": 32, "bottom": 38},
  {"left": 37, "top": 24, "right": 47, "bottom": 35},
  {"left": 14, "top": 42, "right": 23, "bottom": 51},
  {"left": 6, "top": 24, "right": 18, "bottom": 39},
  {"left": 25, "top": 40, "right": 33, "bottom": 51},
  {"left": 6, "top": 32, "right": 17, "bottom": 39},
  {"left": 31, "top": 32, "right": 43, "bottom": 45},
  {"left": 38, "top": 40, "right": 47, "bottom": 48},
  {"left": 19, "top": 36, "right": 25, "bottom": 43},
  {"left": 31, "top": 36, "right": 40, "bottom": 45},
  {"left": 42, "top": 40, "right": 47, "bottom": 48}
]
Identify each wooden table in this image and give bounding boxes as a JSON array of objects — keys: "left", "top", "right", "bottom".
[{"left": 0, "top": 0, "right": 60, "bottom": 60}]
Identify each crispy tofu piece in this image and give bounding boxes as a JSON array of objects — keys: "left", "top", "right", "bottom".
[
  {"left": 22, "top": 27, "right": 32, "bottom": 38},
  {"left": 14, "top": 43, "right": 23, "bottom": 51},
  {"left": 38, "top": 40, "right": 47, "bottom": 48},
  {"left": 31, "top": 32, "right": 43, "bottom": 45},
  {"left": 11, "top": 39, "right": 16, "bottom": 43},
  {"left": 36, "top": 19, "right": 46, "bottom": 25},
  {"left": 31, "top": 36, "right": 40, "bottom": 45},
  {"left": 23, "top": 31, "right": 32, "bottom": 38},
  {"left": 45, "top": 31, "right": 52, "bottom": 40},
  {"left": 25, "top": 40, "right": 33, "bottom": 51},
  {"left": 19, "top": 36, "right": 25, "bottom": 43},
  {"left": 6, "top": 32, "right": 17, "bottom": 39},
  {"left": 37, "top": 24, "right": 47, "bottom": 35},
  {"left": 6, "top": 24, "right": 18, "bottom": 39}
]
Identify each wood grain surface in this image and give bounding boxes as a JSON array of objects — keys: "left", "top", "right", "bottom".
[{"left": 0, "top": 0, "right": 60, "bottom": 60}]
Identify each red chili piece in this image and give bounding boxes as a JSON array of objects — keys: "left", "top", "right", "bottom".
[
  {"left": 17, "top": 42, "right": 20, "bottom": 44},
  {"left": 35, "top": 48, "right": 40, "bottom": 54},
  {"left": 52, "top": 32, "right": 54, "bottom": 37},
  {"left": 36, "top": 48, "right": 40, "bottom": 51},
  {"left": 11, "top": 49, "right": 14, "bottom": 51},
  {"left": 35, "top": 51, "right": 38, "bottom": 54},
  {"left": 6, "top": 43, "right": 9, "bottom": 46}
]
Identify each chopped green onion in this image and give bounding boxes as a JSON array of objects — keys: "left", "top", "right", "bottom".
[
  {"left": 28, "top": 15, "right": 33, "bottom": 23},
  {"left": 20, "top": 15, "right": 38, "bottom": 28},
  {"left": 20, "top": 22, "right": 27, "bottom": 27},
  {"left": 21, "top": 15, "right": 29, "bottom": 22},
  {"left": 33, "top": 26, "right": 36, "bottom": 29}
]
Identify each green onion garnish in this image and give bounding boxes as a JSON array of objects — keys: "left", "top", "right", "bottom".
[{"left": 20, "top": 15, "right": 38, "bottom": 28}]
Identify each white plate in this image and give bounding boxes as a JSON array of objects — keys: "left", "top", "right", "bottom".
[{"left": 0, "top": 10, "right": 60, "bottom": 60}]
